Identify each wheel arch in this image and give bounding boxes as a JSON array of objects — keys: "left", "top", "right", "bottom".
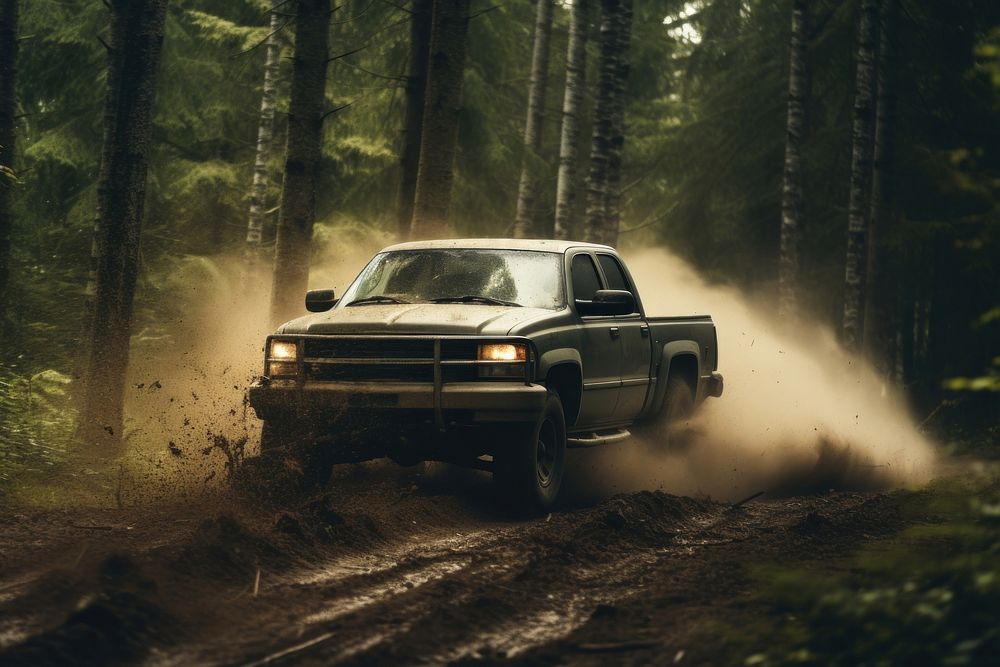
[
  {"left": 641, "top": 341, "right": 702, "bottom": 420},
  {"left": 538, "top": 350, "right": 583, "bottom": 426}
]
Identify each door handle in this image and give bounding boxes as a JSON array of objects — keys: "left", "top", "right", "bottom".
[
  {"left": 609, "top": 327, "right": 621, "bottom": 339},
  {"left": 640, "top": 324, "right": 650, "bottom": 337}
]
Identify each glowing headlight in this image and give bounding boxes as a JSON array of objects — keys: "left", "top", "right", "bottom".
[
  {"left": 267, "top": 340, "right": 298, "bottom": 378},
  {"left": 269, "top": 340, "right": 298, "bottom": 361},
  {"left": 478, "top": 343, "right": 526, "bottom": 362}
]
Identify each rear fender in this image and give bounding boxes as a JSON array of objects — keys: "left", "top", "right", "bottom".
[{"left": 640, "top": 341, "right": 702, "bottom": 420}]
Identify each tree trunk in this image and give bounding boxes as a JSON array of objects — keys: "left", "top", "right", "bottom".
[
  {"left": 396, "top": 0, "right": 432, "bottom": 241},
  {"left": 245, "top": 6, "right": 283, "bottom": 261},
  {"left": 269, "top": 0, "right": 330, "bottom": 326},
  {"left": 0, "top": 0, "right": 18, "bottom": 333},
  {"left": 777, "top": 0, "right": 808, "bottom": 321},
  {"left": 601, "top": 0, "right": 632, "bottom": 247},
  {"left": 862, "top": 0, "right": 897, "bottom": 379},
  {"left": 512, "top": 0, "right": 554, "bottom": 239},
  {"left": 841, "top": 0, "right": 878, "bottom": 352},
  {"left": 409, "top": 0, "right": 470, "bottom": 240},
  {"left": 553, "top": 0, "right": 589, "bottom": 241},
  {"left": 583, "top": 0, "right": 629, "bottom": 246},
  {"left": 77, "top": 0, "right": 168, "bottom": 448}
]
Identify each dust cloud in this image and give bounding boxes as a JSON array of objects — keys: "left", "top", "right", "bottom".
[
  {"left": 566, "top": 247, "right": 937, "bottom": 503},
  {"left": 118, "top": 224, "right": 392, "bottom": 499},
  {"left": 118, "top": 235, "right": 935, "bottom": 505}
]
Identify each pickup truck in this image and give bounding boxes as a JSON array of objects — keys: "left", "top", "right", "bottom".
[{"left": 248, "top": 239, "right": 723, "bottom": 510}]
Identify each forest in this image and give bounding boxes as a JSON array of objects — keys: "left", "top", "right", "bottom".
[{"left": 0, "top": 0, "right": 998, "bottom": 665}]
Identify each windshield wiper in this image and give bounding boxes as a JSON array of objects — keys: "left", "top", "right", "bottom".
[
  {"left": 347, "top": 295, "right": 410, "bottom": 306},
  {"left": 431, "top": 295, "right": 521, "bottom": 307}
]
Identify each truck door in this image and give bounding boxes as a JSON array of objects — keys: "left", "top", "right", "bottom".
[
  {"left": 570, "top": 252, "right": 620, "bottom": 425},
  {"left": 596, "top": 253, "right": 653, "bottom": 421}
]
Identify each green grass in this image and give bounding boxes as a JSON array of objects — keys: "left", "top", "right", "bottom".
[{"left": 729, "top": 473, "right": 1000, "bottom": 666}]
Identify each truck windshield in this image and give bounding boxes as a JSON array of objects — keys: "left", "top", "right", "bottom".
[{"left": 342, "top": 249, "right": 565, "bottom": 310}]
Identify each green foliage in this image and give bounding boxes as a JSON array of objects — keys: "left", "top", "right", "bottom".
[
  {"left": 0, "top": 367, "right": 75, "bottom": 484},
  {"left": 1, "top": 0, "right": 996, "bottom": 485},
  {"left": 736, "top": 477, "right": 1000, "bottom": 666}
]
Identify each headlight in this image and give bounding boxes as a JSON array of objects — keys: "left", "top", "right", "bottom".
[
  {"left": 478, "top": 343, "right": 527, "bottom": 378},
  {"left": 478, "top": 343, "right": 526, "bottom": 362},
  {"left": 267, "top": 339, "right": 298, "bottom": 377},
  {"left": 269, "top": 340, "right": 298, "bottom": 360}
]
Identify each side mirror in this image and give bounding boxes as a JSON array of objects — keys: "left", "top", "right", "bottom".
[
  {"left": 305, "top": 289, "right": 337, "bottom": 312},
  {"left": 575, "top": 289, "right": 636, "bottom": 317}
]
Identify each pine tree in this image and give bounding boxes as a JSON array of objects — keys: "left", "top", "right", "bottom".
[
  {"left": 553, "top": 0, "right": 590, "bottom": 241},
  {"left": 584, "top": 0, "right": 632, "bottom": 247},
  {"left": 0, "top": 0, "right": 18, "bottom": 329},
  {"left": 77, "top": 0, "right": 168, "bottom": 448},
  {"left": 269, "top": 0, "right": 330, "bottom": 326},
  {"left": 512, "top": 0, "right": 554, "bottom": 239},
  {"left": 245, "top": 5, "right": 284, "bottom": 260},
  {"left": 778, "top": 0, "right": 808, "bottom": 320},
  {"left": 397, "top": 0, "right": 432, "bottom": 240},
  {"left": 864, "top": 0, "right": 898, "bottom": 379},
  {"left": 409, "top": 0, "right": 470, "bottom": 239},
  {"left": 842, "top": 0, "right": 878, "bottom": 352},
  {"left": 602, "top": 0, "right": 633, "bottom": 245}
]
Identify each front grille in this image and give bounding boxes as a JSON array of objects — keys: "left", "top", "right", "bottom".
[
  {"left": 303, "top": 338, "right": 480, "bottom": 361},
  {"left": 304, "top": 338, "right": 434, "bottom": 360},
  {"left": 301, "top": 336, "right": 486, "bottom": 383},
  {"left": 306, "top": 363, "right": 478, "bottom": 383}
]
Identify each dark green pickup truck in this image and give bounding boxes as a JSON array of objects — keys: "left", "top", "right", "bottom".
[{"left": 249, "top": 239, "right": 723, "bottom": 510}]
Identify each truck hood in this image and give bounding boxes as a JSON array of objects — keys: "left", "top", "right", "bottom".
[{"left": 276, "top": 304, "right": 555, "bottom": 336}]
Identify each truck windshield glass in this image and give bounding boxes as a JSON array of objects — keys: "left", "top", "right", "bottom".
[{"left": 343, "top": 249, "right": 565, "bottom": 310}]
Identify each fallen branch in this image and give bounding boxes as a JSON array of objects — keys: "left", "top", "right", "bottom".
[{"left": 729, "top": 491, "right": 764, "bottom": 511}]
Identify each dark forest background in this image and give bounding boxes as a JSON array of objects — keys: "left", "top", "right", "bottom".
[{"left": 0, "top": 0, "right": 997, "bottom": 479}]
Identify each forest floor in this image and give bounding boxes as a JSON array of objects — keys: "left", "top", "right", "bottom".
[{"left": 0, "top": 454, "right": 993, "bottom": 666}]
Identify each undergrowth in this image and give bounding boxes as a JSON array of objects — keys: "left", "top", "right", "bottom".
[{"left": 731, "top": 472, "right": 1000, "bottom": 666}]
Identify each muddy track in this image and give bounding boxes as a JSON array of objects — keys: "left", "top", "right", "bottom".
[{"left": 0, "top": 463, "right": 903, "bottom": 666}]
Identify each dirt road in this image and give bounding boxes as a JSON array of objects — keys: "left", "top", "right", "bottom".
[{"left": 0, "top": 459, "right": 904, "bottom": 666}]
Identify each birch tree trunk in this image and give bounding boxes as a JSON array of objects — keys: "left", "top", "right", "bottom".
[
  {"left": 269, "top": 0, "right": 330, "bottom": 326},
  {"left": 583, "top": 0, "right": 620, "bottom": 244},
  {"left": 841, "top": 0, "right": 878, "bottom": 352},
  {"left": 863, "top": 0, "right": 898, "bottom": 378},
  {"left": 244, "top": 7, "right": 283, "bottom": 261},
  {"left": 396, "top": 0, "right": 432, "bottom": 241},
  {"left": 512, "top": 0, "right": 554, "bottom": 239},
  {"left": 77, "top": 0, "right": 167, "bottom": 448},
  {"left": 602, "top": 0, "right": 632, "bottom": 247},
  {"left": 0, "top": 0, "right": 18, "bottom": 332},
  {"left": 410, "top": 0, "right": 470, "bottom": 239},
  {"left": 553, "top": 0, "right": 589, "bottom": 241},
  {"left": 778, "top": 0, "right": 808, "bottom": 321}
]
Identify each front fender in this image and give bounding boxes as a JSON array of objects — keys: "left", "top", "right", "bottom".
[{"left": 537, "top": 347, "right": 582, "bottom": 380}]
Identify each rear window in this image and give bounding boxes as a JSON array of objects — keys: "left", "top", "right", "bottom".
[
  {"left": 597, "top": 254, "right": 632, "bottom": 292},
  {"left": 571, "top": 254, "right": 602, "bottom": 301}
]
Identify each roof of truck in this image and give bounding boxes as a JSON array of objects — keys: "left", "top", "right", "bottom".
[{"left": 381, "top": 238, "right": 615, "bottom": 253}]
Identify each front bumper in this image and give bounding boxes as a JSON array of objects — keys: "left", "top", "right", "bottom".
[{"left": 248, "top": 379, "right": 549, "bottom": 424}]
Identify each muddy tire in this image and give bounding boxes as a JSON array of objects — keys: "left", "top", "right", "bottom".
[
  {"left": 634, "top": 375, "right": 695, "bottom": 453},
  {"left": 663, "top": 375, "right": 695, "bottom": 424},
  {"left": 493, "top": 393, "right": 567, "bottom": 514},
  {"left": 244, "top": 420, "right": 333, "bottom": 494}
]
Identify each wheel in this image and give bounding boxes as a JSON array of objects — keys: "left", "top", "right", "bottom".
[
  {"left": 636, "top": 375, "right": 695, "bottom": 452},
  {"left": 663, "top": 375, "right": 695, "bottom": 424},
  {"left": 493, "top": 393, "right": 567, "bottom": 513},
  {"left": 252, "top": 419, "right": 333, "bottom": 490}
]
